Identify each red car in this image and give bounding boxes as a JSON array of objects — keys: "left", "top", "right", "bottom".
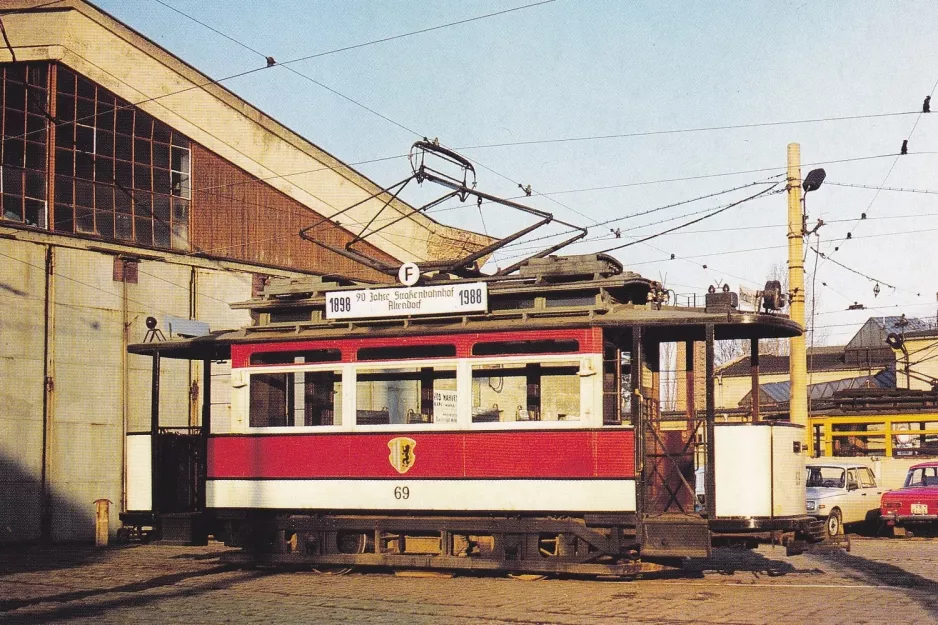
[{"left": 880, "top": 461, "right": 938, "bottom": 535}]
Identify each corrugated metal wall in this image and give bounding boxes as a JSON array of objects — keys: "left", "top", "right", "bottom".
[
  {"left": 0, "top": 237, "right": 257, "bottom": 542},
  {"left": 191, "top": 145, "right": 398, "bottom": 284},
  {"left": 0, "top": 241, "right": 46, "bottom": 543}
]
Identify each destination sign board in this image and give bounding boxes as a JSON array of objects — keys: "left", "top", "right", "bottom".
[{"left": 325, "top": 282, "right": 488, "bottom": 320}]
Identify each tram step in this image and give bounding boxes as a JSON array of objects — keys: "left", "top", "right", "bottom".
[
  {"left": 640, "top": 515, "right": 711, "bottom": 558},
  {"left": 156, "top": 512, "right": 208, "bottom": 546}
]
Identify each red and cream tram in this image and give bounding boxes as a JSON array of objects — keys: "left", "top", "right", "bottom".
[{"left": 125, "top": 254, "right": 820, "bottom": 576}]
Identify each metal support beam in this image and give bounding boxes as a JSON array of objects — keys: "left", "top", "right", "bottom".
[
  {"left": 40, "top": 245, "right": 55, "bottom": 541},
  {"left": 200, "top": 358, "right": 211, "bottom": 511},
  {"left": 750, "top": 337, "right": 760, "bottom": 422},
  {"left": 632, "top": 327, "right": 645, "bottom": 541},
  {"left": 705, "top": 325, "right": 716, "bottom": 519},
  {"left": 685, "top": 340, "right": 695, "bottom": 427},
  {"left": 150, "top": 351, "right": 161, "bottom": 515}
]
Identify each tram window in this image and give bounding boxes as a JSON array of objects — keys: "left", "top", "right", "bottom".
[
  {"left": 250, "top": 373, "right": 292, "bottom": 427},
  {"left": 357, "top": 344, "right": 456, "bottom": 361},
  {"left": 249, "top": 349, "right": 341, "bottom": 365},
  {"left": 249, "top": 370, "right": 342, "bottom": 427},
  {"left": 268, "top": 309, "right": 312, "bottom": 323},
  {"left": 545, "top": 292, "right": 596, "bottom": 308},
  {"left": 298, "top": 371, "right": 342, "bottom": 426},
  {"left": 471, "top": 361, "right": 580, "bottom": 423},
  {"left": 490, "top": 296, "right": 535, "bottom": 311},
  {"left": 355, "top": 366, "right": 457, "bottom": 425},
  {"left": 602, "top": 345, "right": 632, "bottom": 426},
  {"left": 471, "top": 339, "right": 579, "bottom": 356}
]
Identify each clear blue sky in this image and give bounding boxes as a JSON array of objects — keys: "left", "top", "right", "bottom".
[{"left": 93, "top": 0, "right": 938, "bottom": 345}]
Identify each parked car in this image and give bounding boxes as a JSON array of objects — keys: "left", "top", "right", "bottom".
[
  {"left": 880, "top": 461, "right": 938, "bottom": 535},
  {"left": 806, "top": 462, "right": 882, "bottom": 537}
]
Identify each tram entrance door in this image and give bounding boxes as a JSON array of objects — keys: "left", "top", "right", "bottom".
[
  {"left": 153, "top": 427, "right": 204, "bottom": 514},
  {"left": 633, "top": 327, "right": 711, "bottom": 558}
]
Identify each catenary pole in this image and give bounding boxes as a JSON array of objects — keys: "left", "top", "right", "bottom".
[{"left": 787, "top": 144, "right": 808, "bottom": 440}]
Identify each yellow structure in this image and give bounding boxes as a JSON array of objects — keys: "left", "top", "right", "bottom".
[{"left": 808, "top": 413, "right": 938, "bottom": 458}]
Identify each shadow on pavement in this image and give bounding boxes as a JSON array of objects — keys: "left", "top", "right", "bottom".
[
  {"left": 0, "top": 562, "right": 269, "bottom": 624},
  {"left": 677, "top": 546, "right": 825, "bottom": 578},
  {"left": 0, "top": 544, "right": 107, "bottom": 577},
  {"left": 815, "top": 548, "right": 938, "bottom": 619}
]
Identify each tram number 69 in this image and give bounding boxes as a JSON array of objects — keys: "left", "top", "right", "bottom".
[
  {"left": 459, "top": 288, "right": 483, "bottom": 307},
  {"left": 328, "top": 296, "right": 352, "bottom": 314},
  {"left": 394, "top": 486, "right": 410, "bottom": 500}
]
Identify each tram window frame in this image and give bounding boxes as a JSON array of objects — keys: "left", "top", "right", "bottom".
[
  {"left": 471, "top": 339, "right": 579, "bottom": 356},
  {"left": 470, "top": 359, "right": 581, "bottom": 424},
  {"left": 249, "top": 349, "right": 341, "bottom": 366},
  {"left": 247, "top": 367, "right": 343, "bottom": 428},
  {"left": 354, "top": 364, "right": 458, "bottom": 426},
  {"left": 357, "top": 344, "right": 456, "bottom": 361}
]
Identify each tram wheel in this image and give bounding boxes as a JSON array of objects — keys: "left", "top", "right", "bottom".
[{"left": 313, "top": 531, "right": 371, "bottom": 575}]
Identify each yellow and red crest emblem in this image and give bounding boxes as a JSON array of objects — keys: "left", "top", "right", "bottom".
[{"left": 388, "top": 437, "right": 417, "bottom": 474}]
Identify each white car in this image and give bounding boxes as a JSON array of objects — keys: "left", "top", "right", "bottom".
[{"left": 806, "top": 462, "right": 883, "bottom": 537}]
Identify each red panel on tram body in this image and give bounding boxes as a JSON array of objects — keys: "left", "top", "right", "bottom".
[
  {"left": 208, "top": 430, "right": 635, "bottom": 480},
  {"left": 231, "top": 327, "right": 604, "bottom": 368}
]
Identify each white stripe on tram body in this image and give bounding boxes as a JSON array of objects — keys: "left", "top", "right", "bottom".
[{"left": 207, "top": 478, "right": 637, "bottom": 512}]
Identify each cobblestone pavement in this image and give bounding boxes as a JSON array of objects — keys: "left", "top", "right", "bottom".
[{"left": 2, "top": 538, "right": 937, "bottom": 624}]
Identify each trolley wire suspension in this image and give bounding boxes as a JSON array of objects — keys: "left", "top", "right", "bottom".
[{"left": 299, "top": 140, "right": 588, "bottom": 278}]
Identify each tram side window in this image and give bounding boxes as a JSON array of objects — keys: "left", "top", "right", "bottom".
[
  {"left": 249, "top": 371, "right": 342, "bottom": 428},
  {"left": 602, "top": 347, "right": 632, "bottom": 426},
  {"left": 471, "top": 361, "right": 580, "bottom": 423},
  {"left": 250, "top": 374, "right": 291, "bottom": 427},
  {"left": 355, "top": 366, "right": 457, "bottom": 426}
]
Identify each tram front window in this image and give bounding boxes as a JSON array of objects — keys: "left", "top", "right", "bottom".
[
  {"left": 355, "top": 366, "right": 457, "bottom": 425},
  {"left": 248, "top": 370, "right": 342, "bottom": 428},
  {"left": 471, "top": 361, "right": 580, "bottom": 423}
]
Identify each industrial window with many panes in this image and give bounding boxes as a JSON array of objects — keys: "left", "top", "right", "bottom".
[
  {"left": 0, "top": 63, "right": 48, "bottom": 228},
  {"left": 0, "top": 62, "right": 191, "bottom": 251}
]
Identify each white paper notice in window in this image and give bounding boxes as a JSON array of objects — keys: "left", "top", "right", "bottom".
[{"left": 433, "top": 390, "right": 458, "bottom": 423}]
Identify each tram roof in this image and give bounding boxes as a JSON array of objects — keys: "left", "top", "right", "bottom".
[
  {"left": 128, "top": 306, "right": 801, "bottom": 361},
  {"left": 128, "top": 254, "right": 801, "bottom": 360}
]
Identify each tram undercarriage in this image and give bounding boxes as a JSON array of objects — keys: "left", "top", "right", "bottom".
[
  {"left": 217, "top": 511, "right": 681, "bottom": 576},
  {"left": 215, "top": 510, "right": 822, "bottom": 575}
]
